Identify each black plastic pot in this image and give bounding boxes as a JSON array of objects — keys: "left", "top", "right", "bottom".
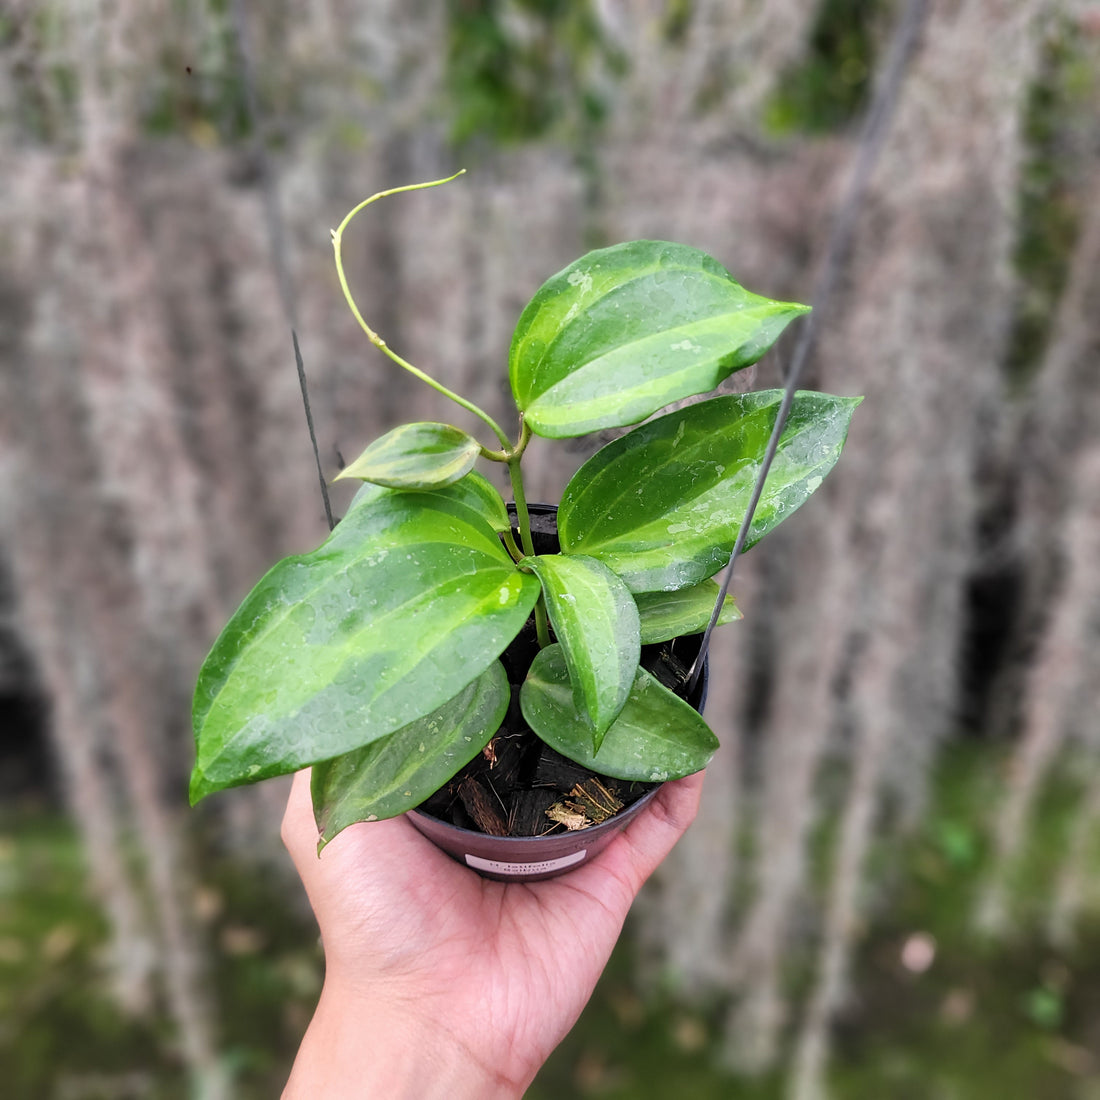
[
  {"left": 406, "top": 504, "right": 710, "bottom": 883},
  {"left": 406, "top": 784, "right": 663, "bottom": 881}
]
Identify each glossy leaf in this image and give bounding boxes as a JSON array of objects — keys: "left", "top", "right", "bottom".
[
  {"left": 190, "top": 482, "right": 540, "bottom": 802},
  {"left": 345, "top": 469, "right": 511, "bottom": 534},
  {"left": 520, "top": 645, "right": 719, "bottom": 782},
  {"left": 334, "top": 422, "right": 481, "bottom": 490},
  {"left": 509, "top": 240, "right": 810, "bottom": 438},
  {"left": 558, "top": 391, "right": 862, "bottom": 592},
  {"left": 522, "top": 554, "right": 640, "bottom": 744},
  {"left": 635, "top": 581, "right": 741, "bottom": 645},
  {"left": 311, "top": 661, "right": 510, "bottom": 844}
]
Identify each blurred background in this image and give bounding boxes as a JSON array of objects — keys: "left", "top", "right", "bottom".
[{"left": 2, "top": 1, "right": 1100, "bottom": 1097}]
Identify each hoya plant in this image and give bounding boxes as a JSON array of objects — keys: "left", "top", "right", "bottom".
[{"left": 189, "top": 174, "right": 860, "bottom": 845}]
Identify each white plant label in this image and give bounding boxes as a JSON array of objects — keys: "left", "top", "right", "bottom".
[{"left": 465, "top": 849, "right": 587, "bottom": 876}]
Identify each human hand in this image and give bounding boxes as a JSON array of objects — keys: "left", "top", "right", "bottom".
[{"left": 280, "top": 767, "right": 704, "bottom": 1098}]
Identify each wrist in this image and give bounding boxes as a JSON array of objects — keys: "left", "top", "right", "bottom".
[{"left": 283, "top": 980, "right": 523, "bottom": 1100}]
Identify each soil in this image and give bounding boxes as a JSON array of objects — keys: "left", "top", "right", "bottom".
[{"left": 415, "top": 626, "right": 702, "bottom": 837}]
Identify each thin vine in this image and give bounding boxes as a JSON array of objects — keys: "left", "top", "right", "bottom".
[
  {"left": 330, "top": 171, "right": 512, "bottom": 453},
  {"left": 329, "top": 171, "right": 551, "bottom": 646}
]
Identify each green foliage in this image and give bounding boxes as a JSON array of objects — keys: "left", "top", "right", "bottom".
[
  {"left": 190, "top": 178, "right": 859, "bottom": 841},
  {"left": 530, "top": 742, "right": 1100, "bottom": 1097},
  {"left": 634, "top": 582, "right": 741, "bottom": 645},
  {"left": 522, "top": 554, "right": 640, "bottom": 742},
  {"left": 310, "top": 662, "right": 511, "bottom": 842},
  {"left": 659, "top": 0, "right": 695, "bottom": 45},
  {"left": 1021, "top": 984, "right": 1064, "bottom": 1031},
  {"left": 520, "top": 645, "right": 719, "bottom": 781},
  {"left": 763, "top": 0, "right": 883, "bottom": 135},
  {"left": 0, "top": 810, "right": 320, "bottom": 1099},
  {"left": 190, "top": 475, "right": 540, "bottom": 803},
  {"left": 443, "top": 0, "right": 619, "bottom": 145},
  {"left": 334, "top": 422, "right": 482, "bottom": 490},
  {"left": 0, "top": 4, "right": 79, "bottom": 144},
  {"left": 1004, "top": 23, "right": 1100, "bottom": 390},
  {"left": 509, "top": 241, "right": 811, "bottom": 438},
  {"left": 558, "top": 391, "right": 860, "bottom": 593},
  {"left": 139, "top": 0, "right": 253, "bottom": 143}
]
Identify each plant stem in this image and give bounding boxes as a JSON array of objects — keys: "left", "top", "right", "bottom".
[
  {"left": 507, "top": 451, "right": 550, "bottom": 648},
  {"left": 533, "top": 598, "right": 551, "bottom": 650},
  {"left": 331, "top": 172, "right": 512, "bottom": 451},
  {"left": 501, "top": 528, "right": 524, "bottom": 563},
  {"left": 506, "top": 457, "right": 535, "bottom": 558}
]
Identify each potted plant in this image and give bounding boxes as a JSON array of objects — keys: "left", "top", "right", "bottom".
[{"left": 189, "top": 174, "right": 860, "bottom": 879}]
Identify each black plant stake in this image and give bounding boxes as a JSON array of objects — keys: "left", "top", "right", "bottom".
[
  {"left": 228, "top": 0, "right": 334, "bottom": 532},
  {"left": 293, "top": 331, "right": 335, "bottom": 532},
  {"left": 688, "top": 0, "right": 931, "bottom": 693}
]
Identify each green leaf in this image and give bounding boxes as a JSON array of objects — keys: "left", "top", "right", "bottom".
[
  {"left": 334, "top": 422, "right": 482, "bottom": 490},
  {"left": 509, "top": 240, "right": 810, "bottom": 438},
  {"left": 311, "top": 661, "right": 510, "bottom": 844},
  {"left": 520, "top": 645, "right": 719, "bottom": 782},
  {"left": 190, "top": 482, "right": 540, "bottom": 802},
  {"left": 635, "top": 581, "right": 741, "bottom": 645},
  {"left": 345, "top": 470, "right": 511, "bottom": 534},
  {"left": 558, "top": 390, "right": 862, "bottom": 592},
  {"left": 522, "top": 554, "right": 640, "bottom": 745}
]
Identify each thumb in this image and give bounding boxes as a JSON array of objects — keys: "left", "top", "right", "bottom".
[{"left": 569, "top": 771, "right": 705, "bottom": 903}]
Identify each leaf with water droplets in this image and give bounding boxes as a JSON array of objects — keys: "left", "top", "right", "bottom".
[
  {"left": 509, "top": 240, "right": 810, "bottom": 438},
  {"left": 190, "top": 482, "right": 539, "bottom": 802},
  {"left": 635, "top": 581, "right": 741, "bottom": 644},
  {"left": 334, "top": 422, "right": 482, "bottom": 490},
  {"left": 558, "top": 390, "right": 861, "bottom": 592},
  {"left": 521, "top": 553, "right": 639, "bottom": 747},
  {"left": 311, "top": 661, "right": 510, "bottom": 844},
  {"left": 345, "top": 470, "right": 511, "bottom": 533},
  {"left": 520, "top": 645, "right": 718, "bottom": 782}
]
